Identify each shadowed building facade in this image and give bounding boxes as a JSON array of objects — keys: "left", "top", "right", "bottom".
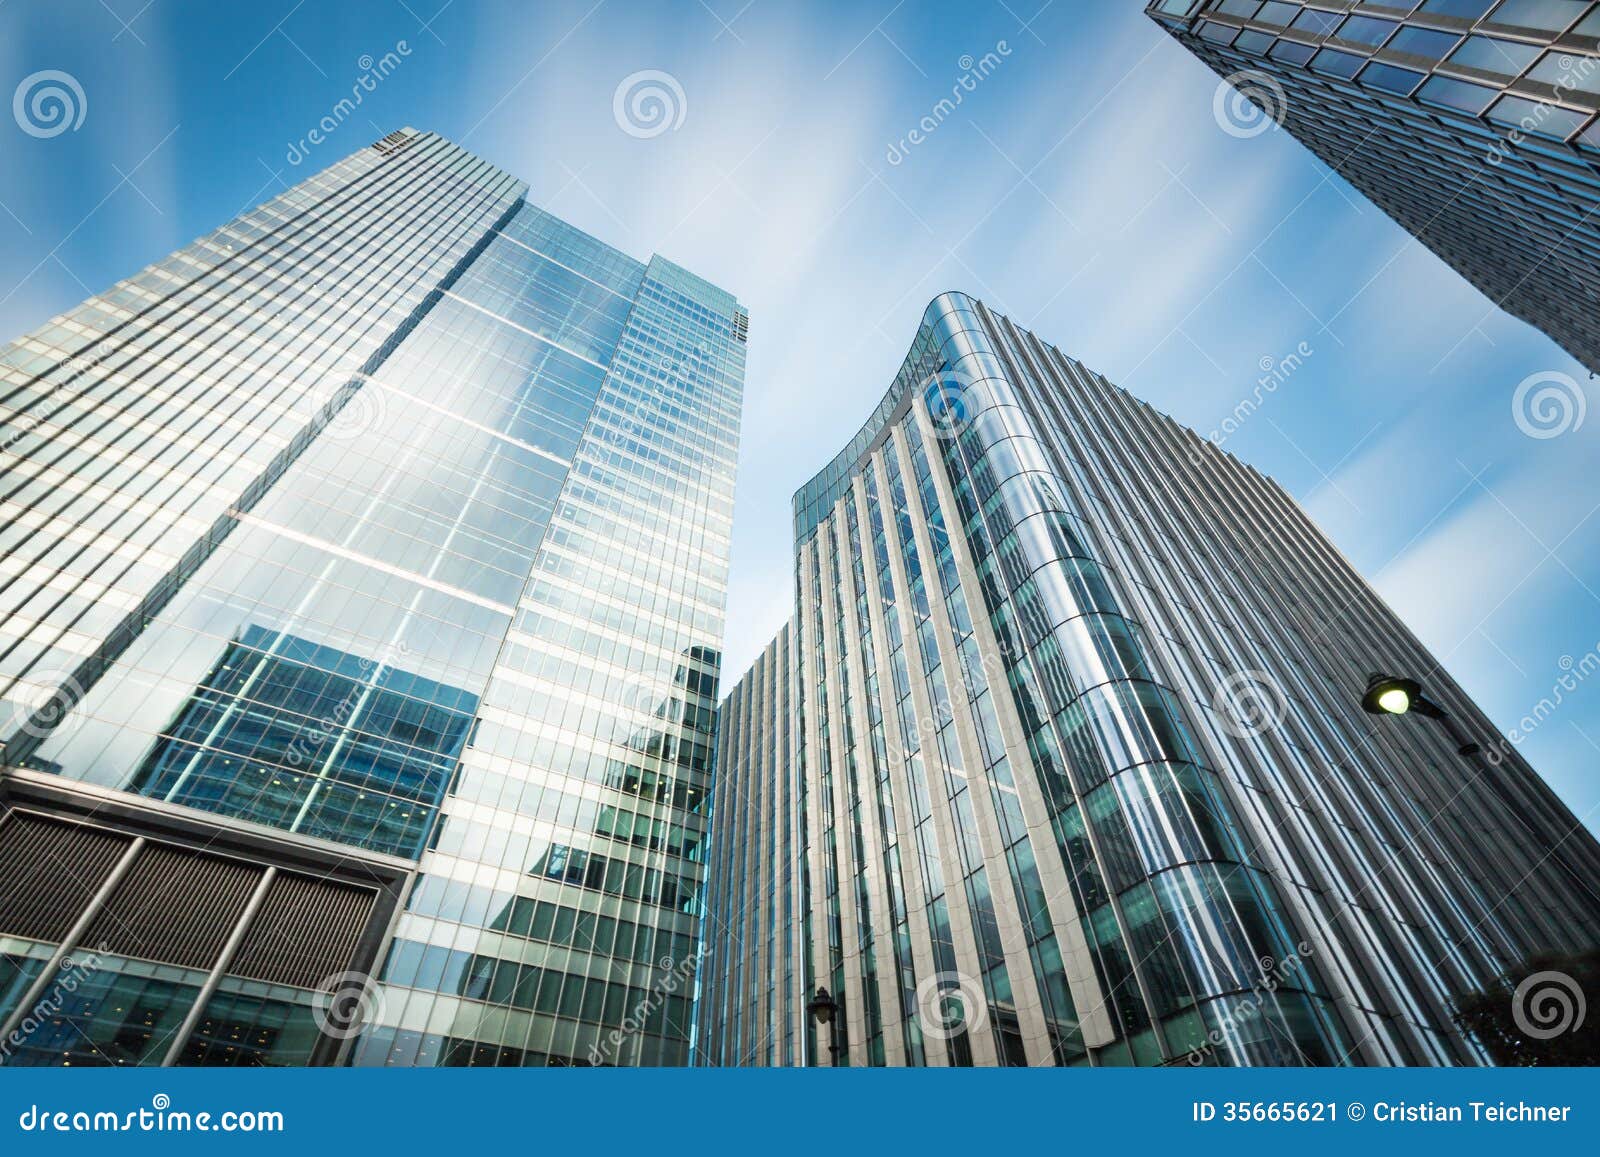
[
  {"left": 698, "top": 292, "right": 1600, "bottom": 1067},
  {"left": 0, "top": 129, "right": 744, "bottom": 1066},
  {"left": 1147, "top": 0, "right": 1600, "bottom": 375}
]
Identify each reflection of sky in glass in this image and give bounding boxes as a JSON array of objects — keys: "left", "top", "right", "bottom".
[{"left": 1, "top": 119, "right": 744, "bottom": 1065}]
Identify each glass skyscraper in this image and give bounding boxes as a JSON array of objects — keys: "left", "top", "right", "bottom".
[
  {"left": 699, "top": 292, "right": 1600, "bottom": 1067},
  {"left": 0, "top": 128, "right": 745, "bottom": 1066},
  {"left": 1146, "top": 0, "right": 1600, "bottom": 375}
]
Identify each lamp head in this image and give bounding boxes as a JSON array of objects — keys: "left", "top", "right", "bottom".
[
  {"left": 1362, "top": 673, "right": 1421, "bottom": 717},
  {"left": 807, "top": 985, "right": 836, "bottom": 1025}
]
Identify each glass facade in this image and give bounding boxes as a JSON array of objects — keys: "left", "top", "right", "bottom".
[
  {"left": 0, "top": 128, "right": 745, "bottom": 1066},
  {"left": 1147, "top": 0, "right": 1600, "bottom": 374},
  {"left": 700, "top": 292, "right": 1600, "bottom": 1066}
]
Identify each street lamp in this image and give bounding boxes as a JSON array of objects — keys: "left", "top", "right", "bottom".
[
  {"left": 806, "top": 985, "right": 841, "bottom": 1066},
  {"left": 1360, "top": 672, "right": 1481, "bottom": 757}
]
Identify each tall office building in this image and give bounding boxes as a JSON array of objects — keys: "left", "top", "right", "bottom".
[
  {"left": 0, "top": 128, "right": 745, "bottom": 1066},
  {"left": 1146, "top": 0, "right": 1600, "bottom": 375},
  {"left": 699, "top": 292, "right": 1600, "bottom": 1067}
]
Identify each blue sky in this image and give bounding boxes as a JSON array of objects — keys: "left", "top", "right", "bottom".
[{"left": 1, "top": 0, "right": 1596, "bottom": 830}]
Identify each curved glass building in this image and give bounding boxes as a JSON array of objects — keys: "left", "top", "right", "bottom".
[{"left": 699, "top": 292, "right": 1600, "bottom": 1067}]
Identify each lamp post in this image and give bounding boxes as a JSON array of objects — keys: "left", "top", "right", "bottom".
[
  {"left": 1360, "top": 672, "right": 1482, "bottom": 757},
  {"left": 807, "top": 984, "right": 841, "bottom": 1066}
]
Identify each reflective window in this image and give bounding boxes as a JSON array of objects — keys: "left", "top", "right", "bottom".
[
  {"left": 1310, "top": 47, "right": 1366, "bottom": 77},
  {"left": 1360, "top": 62, "right": 1428, "bottom": 95},
  {"left": 1484, "top": 0, "right": 1589, "bottom": 32},
  {"left": 1446, "top": 34, "right": 1543, "bottom": 76},
  {"left": 1488, "top": 93, "right": 1593, "bottom": 137},
  {"left": 1527, "top": 51, "right": 1600, "bottom": 94},
  {"left": 1417, "top": 73, "right": 1501, "bottom": 112},
  {"left": 1334, "top": 15, "right": 1399, "bottom": 46},
  {"left": 1385, "top": 26, "right": 1462, "bottom": 60}
]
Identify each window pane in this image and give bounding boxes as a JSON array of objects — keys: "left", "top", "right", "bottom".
[
  {"left": 1417, "top": 74, "right": 1499, "bottom": 113},
  {"left": 1360, "top": 62, "right": 1427, "bottom": 95},
  {"left": 1526, "top": 51, "right": 1600, "bottom": 96},
  {"left": 1483, "top": 0, "right": 1588, "bottom": 33},
  {"left": 1386, "top": 26, "right": 1462, "bottom": 61},
  {"left": 1447, "top": 35, "right": 1542, "bottom": 77},
  {"left": 1334, "top": 15, "right": 1398, "bottom": 46}
]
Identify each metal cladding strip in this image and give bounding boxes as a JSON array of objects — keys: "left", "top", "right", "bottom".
[
  {"left": 850, "top": 466, "right": 945, "bottom": 1065},
  {"left": 1003, "top": 305, "right": 1600, "bottom": 1060},
  {"left": 831, "top": 487, "right": 909, "bottom": 1064},
  {"left": 812, "top": 524, "right": 868, "bottom": 1062},
  {"left": 756, "top": 627, "right": 781, "bottom": 1061},
  {"left": 796, "top": 545, "right": 829, "bottom": 1064},
  {"left": 1046, "top": 341, "right": 1507, "bottom": 1060},
  {"left": 881, "top": 427, "right": 1003, "bottom": 1066},
  {"left": 992, "top": 316, "right": 1445, "bottom": 1064},
  {"left": 895, "top": 409, "right": 1052, "bottom": 1062},
  {"left": 906, "top": 394, "right": 1116, "bottom": 1053},
  {"left": 841, "top": 472, "right": 924, "bottom": 1064}
]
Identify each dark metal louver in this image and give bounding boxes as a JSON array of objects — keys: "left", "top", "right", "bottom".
[
  {"left": 229, "top": 872, "right": 376, "bottom": 988},
  {"left": 0, "top": 815, "right": 131, "bottom": 944},
  {"left": 82, "top": 844, "right": 263, "bottom": 969}
]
